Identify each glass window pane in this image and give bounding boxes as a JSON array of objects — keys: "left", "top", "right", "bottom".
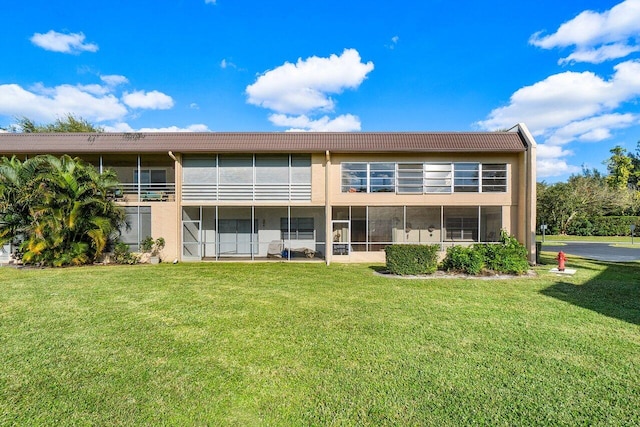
[
  {"left": 481, "top": 164, "right": 507, "bottom": 192},
  {"left": 425, "top": 163, "right": 452, "bottom": 193},
  {"left": 120, "top": 206, "right": 151, "bottom": 250},
  {"left": 342, "top": 163, "right": 368, "bottom": 192},
  {"left": 397, "top": 163, "right": 424, "bottom": 194},
  {"left": 454, "top": 163, "right": 479, "bottom": 192},
  {"left": 370, "top": 162, "right": 394, "bottom": 171}
]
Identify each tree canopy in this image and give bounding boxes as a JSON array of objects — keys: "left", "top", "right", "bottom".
[
  {"left": 8, "top": 114, "right": 103, "bottom": 133},
  {"left": 538, "top": 145, "right": 640, "bottom": 235}
]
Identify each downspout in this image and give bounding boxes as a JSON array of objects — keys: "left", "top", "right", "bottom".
[
  {"left": 169, "top": 151, "right": 181, "bottom": 262},
  {"left": 325, "top": 150, "right": 331, "bottom": 266}
]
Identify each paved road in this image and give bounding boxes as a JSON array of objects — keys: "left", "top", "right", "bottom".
[{"left": 542, "top": 242, "right": 640, "bottom": 262}]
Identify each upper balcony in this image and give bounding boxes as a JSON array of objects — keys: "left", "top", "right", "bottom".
[{"left": 99, "top": 154, "right": 176, "bottom": 203}]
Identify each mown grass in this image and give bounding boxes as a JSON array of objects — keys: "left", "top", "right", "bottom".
[{"left": 1, "top": 255, "right": 639, "bottom": 426}]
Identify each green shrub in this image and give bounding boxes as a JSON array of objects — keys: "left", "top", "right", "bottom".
[
  {"left": 385, "top": 244, "right": 439, "bottom": 275},
  {"left": 476, "top": 232, "right": 530, "bottom": 275},
  {"left": 440, "top": 245, "right": 484, "bottom": 275},
  {"left": 112, "top": 242, "right": 139, "bottom": 265},
  {"left": 441, "top": 231, "right": 529, "bottom": 275}
]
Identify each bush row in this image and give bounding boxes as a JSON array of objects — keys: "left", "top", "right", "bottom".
[
  {"left": 565, "top": 216, "right": 640, "bottom": 236},
  {"left": 385, "top": 232, "right": 530, "bottom": 276}
]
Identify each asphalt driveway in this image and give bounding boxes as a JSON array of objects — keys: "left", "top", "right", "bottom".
[{"left": 542, "top": 242, "right": 640, "bottom": 262}]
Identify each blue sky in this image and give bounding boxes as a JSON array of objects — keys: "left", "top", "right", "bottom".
[{"left": 1, "top": 0, "right": 640, "bottom": 182}]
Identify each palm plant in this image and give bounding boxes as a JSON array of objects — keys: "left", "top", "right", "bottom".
[
  {"left": 0, "top": 156, "right": 41, "bottom": 246},
  {"left": 0, "top": 155, "right": 125, "bottom": 266}
]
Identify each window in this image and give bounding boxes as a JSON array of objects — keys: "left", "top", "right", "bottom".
[
  {"left": 425, "top": 163, "right": 452, "bottom": 193},
  {"left": 481, "top": 164, "right": 507, "bottom": 192},
  {"left": 255, "top": 155, "right": 289, "bottom": 183},
  {"left": 291, "top": 155, "right": 312, "bottom": 183},
  {"left": 219, "top": 155, "right": 253, "bottom": 184},
  {"left": 134, "top": 169, "right": 167, "bottom": 189},
  {"left": 121, "top": 206, "right": 152, "bottom": 251},
  {"left": 453, "top": 163, "right": 479, "bottom": 192},
  {"left": 342, "top": 163, "right": 368, "bottom": 192},
  {"left": 369, "top": 163, "right": 395, "bottom": 192},
  {"left": 342, "top": 162, "right": 506, "bottom": 194},
  {"left": 444, "top": 207, "right": 478, "bottom": 241},
  {"left": 397, "top": 163, "right": 423, "bottom": 193},
  {"left": 183, "top": 157, "right": 217, "bottom": 184},
  {"left": 281, "top": 217, "right": 315, "bottom": 240},
  {"left": 445, "top": 218, "right": 478, "bottom": 240}
]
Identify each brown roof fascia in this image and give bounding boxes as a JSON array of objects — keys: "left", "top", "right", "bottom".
[{"left": 0, "top": 131, "right": 527, "bottom": 154}]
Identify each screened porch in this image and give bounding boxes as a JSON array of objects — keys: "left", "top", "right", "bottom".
[{"left": 181, "top": 206, "right": 326, "bottom": 261}]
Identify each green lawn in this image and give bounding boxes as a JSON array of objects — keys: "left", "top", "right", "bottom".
[{"left": 1, "top": 255, "right": 639, "bottom": 426}]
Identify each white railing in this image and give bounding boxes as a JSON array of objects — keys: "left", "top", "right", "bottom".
[
  {"left": 114, "top": 183, "right": 176, "bottom": 202},
  {"left": 181, "top": 183, "right": 312, "bottom": 202}
]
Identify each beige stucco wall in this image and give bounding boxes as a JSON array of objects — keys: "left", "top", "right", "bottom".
[
  {"left": 151, "top": 202, "right": 179, "bottom": 262},
  {"left": 329, "top": 152, "right": 520, "bottom": 222}
]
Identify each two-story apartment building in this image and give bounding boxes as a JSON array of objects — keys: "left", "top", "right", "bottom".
[{"left": 0, "top": 123, "right": 537, "bottom": 264}]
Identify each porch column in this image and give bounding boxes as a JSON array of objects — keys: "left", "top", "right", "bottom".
[{"left": 325, "top": 150, "right": 331, "bottom": 265}]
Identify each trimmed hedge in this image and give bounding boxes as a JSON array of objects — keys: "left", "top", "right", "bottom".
[
  {"left": 567, "top": 216, "right": 640, "bottom": 236},
  {"left": 385, "top": 244, "right": 439, "bottom": 276}
]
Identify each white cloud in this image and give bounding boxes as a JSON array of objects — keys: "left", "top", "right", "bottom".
[
  {"left": 545, "top": 113, "right": 638, "bottom": 145},
  {"left": 139, "top": 124, "right": 210, "bottom": 132},
  {"left": 387, "top": 36, "right": 400, "bottom": 49},
  {"left": 102, "top": 122, "right": 135, "bottom": 132},
  {"left": 269, "top": 114, "right": 361, "bottom": 132},
  {"left": 205, "top": 0, "right": 216, "bottom": 4},
  {"left": 30, "top": 30, "right": 98, "bottom": 54},
  {"left": 100, "top": 75, "right": 129, "bottom": 87},
  {"left": 536, "top": 144, "right": 582, "bottom": 178},
  {"left": 103, "top": 123, "right": 210, "bottom": 132},
  {"left": 560, "top": 44, "right": 640, "bottom": 65},
  {"left": 190, "top": 103, "right": 199, "bottom": 109},
  {"left": 479, "top": 60, "right": 640, "bottom": 179},
  {"left": 537, "top": 144, "right": 573, "bottom": 160},
  {"left": 122, "top": 90, "right": 174, "bottom": 109},
  {"left": 478, "top": 60, "right": 640, "bottom": 137},
  {"left": 0, "top": 83, "right": 127, "bottom": 122},
  {"left": 537, "top": 158, "right": 582, "bottom": 179},
  {"left": 246, "top": 48, "right": 374, "bottom": 115},
  {"left": 530, "top": 0, "right": 640, "bottom": 63},
  {"left": 0, "top": 79, "right": 179, "bottom": 129}
]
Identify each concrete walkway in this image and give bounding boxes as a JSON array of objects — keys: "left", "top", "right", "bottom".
[{"left": 542, "top": 242, "right": 640, "bottom": 262}]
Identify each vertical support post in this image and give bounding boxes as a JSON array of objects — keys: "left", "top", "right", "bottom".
[{"left": 325, "top": 150, "right": 331, "bottom": 266}]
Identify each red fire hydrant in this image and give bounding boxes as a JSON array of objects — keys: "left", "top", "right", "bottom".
[{"left": 556, "top": 251, "right": 567, "bottom": 272}]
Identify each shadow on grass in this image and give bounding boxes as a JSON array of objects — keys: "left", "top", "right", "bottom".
[{"left": 540, "top": 259, "right": 640, "bottom": 325}]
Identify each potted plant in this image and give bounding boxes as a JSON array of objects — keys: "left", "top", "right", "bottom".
[{"left": 141, "top": 236, "right": 165, "bottom": 264}]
